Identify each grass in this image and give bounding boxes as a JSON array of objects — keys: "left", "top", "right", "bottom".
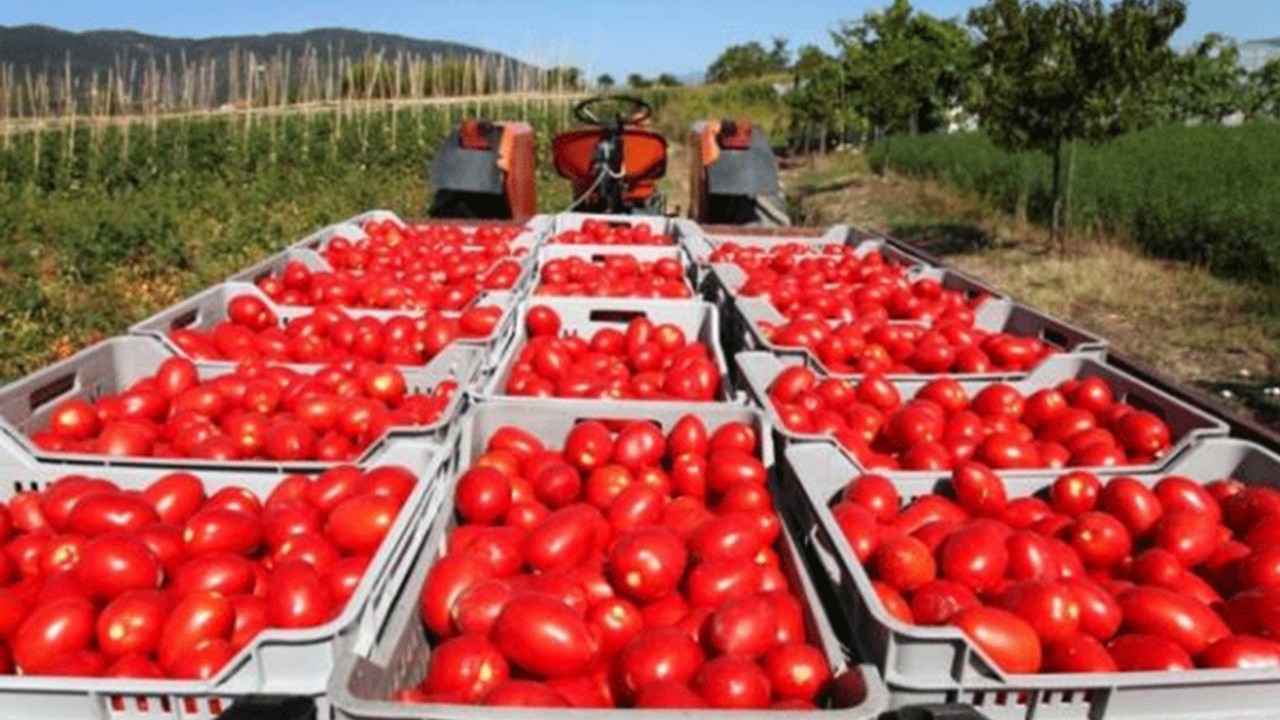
[{"left": 784, "top": 151, "right": 1280, "bottom": 426}]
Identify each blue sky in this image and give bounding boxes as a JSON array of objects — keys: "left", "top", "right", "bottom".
[{"left": 6, "top": 1, "right": 1276, "bottom": 79}]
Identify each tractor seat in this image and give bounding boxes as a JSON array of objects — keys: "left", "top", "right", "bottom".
[{"left": 552, "top": 128, "right": 668, "bottom": 184}]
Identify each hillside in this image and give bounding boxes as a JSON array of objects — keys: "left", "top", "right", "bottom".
[{"left": 0, "top": 24, "right": 530, "bottom": 79}]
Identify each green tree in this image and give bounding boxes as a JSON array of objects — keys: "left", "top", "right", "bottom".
[
  {"left": 834, "top": 0, "right": 973, "bottom": 137},
  {"left": 656, "top": 73, "right": 682, "bottom": 88},
  {"left": 792, "top": 44, "right": 830, "bottom": 80},
  {"left": 786, "top": 56, "right": 862, "bottom": 151},
  {"left": 706, "top": 42, "right": 774, "bottom": 83},
  {"left": 967, "top": 0, "right": 1186, "bottom": 236},
  {"left": 768, "top": 36, "right": 791, "bottom": 70},
  {"left": 1246, "top": 58, "right": 1280, "bottom": 120},
  {"left": 1168, "top": 35, "right": 1246, "bottom": 122},
  {"left": 597, "top": 73, "right": 615, "bottom": 88},
  {"left": 627, "top": 73, "right": 652, "bottom": 89}
]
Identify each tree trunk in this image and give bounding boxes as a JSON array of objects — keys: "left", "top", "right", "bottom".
[{"left": 1050, "top": 135, "right": 1063, "bottom": 248}]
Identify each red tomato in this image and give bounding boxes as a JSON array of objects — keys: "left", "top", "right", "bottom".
[
  {"left": 525, "top": 306, "right": 562, "bottom": 337},
  {"left": 994, "top": 580, "right": 1082, "bottom": 643},
  {"left": 12, "top": 596, "right": 96, "bottom": 673},
  {"left": 1107, "top": 633, "right": 1192, "bottom": 671},
  {"left": 950, "top": 462, "right": 1008, "bottom": 516},
  {"left": 482, "top": 680, "right": 568, "bottom": 707},
  {"left": 424, "top": 634, "right": 510, "bottom": 702},
  {"left": 1199, "top": 635, "right": 1280, "bottom": 669},
  {"left": 325, "top": 494, "right": 400, "bottom": 555},
  {"left": 524, "top": 504, "right": 604, "bottom": 573},
  {"left": 66, "top": 492, "right": 159, "bottom": 535},
  {"left": 607, "top": 527, "right": 687, "bottom": 602},
  {"left": 952, "top": 606, "right": 1042, "bottom": 674},
  {"left": 842, "top": 474, "right": 900, "bottom": 523},
  {"left": 96, "top": 589, "right": 170, "bottom": 658},
  {"left": 184, "top": 508, "right": 263, "bottom": 555},
  {"left": 75, "top": 533, "right": 162, "bottom": 599},
  {"left": 634, "top": 681, "right": 707, "bottom": 708},
  {"left": 157, "top": 590, "right": 234, "bottom": 670},
  {"left": 1150, "top": 510, "right": 1220, "bottom": 568},
  {"left": 762, "top": 643, "right": 831, "bottom": 701},
  {"left": 872, "top": 535, "right": 937, "bottom": 592},
  {"left": 491, "top": 594, "right": 599, "bottom": 679},
  {"left": 1049, "top": 471, "right": 1101, "bottom": 516},
  {"left": 706, "top": 594, "right": 778, "bottom": 658},
  {"left": 1119, "top": 586, "right": 1229, "bottom": 654},
  {"left": 142, "top": 472, "right": 206, "bottom": 525},
  {"left": 1064, "top": 512, "right": 1132, "bottom": 569},
  {"left": 1099, "top": 477, "right": 1164, "bottom": 538},
  {"left": 267, "top": 560, "right": 334, "bottom": 628},
  {"left": 938, "top": 524, "right": 1010, "bottom": 593},
  {"left": 616, "top": 627, "right": 704, "bottom": 698},
  {"left": 691, "top": 655, "right": 771, "bottom": 709},
  {"left": 454, "top": 467, "right": 512, "bottom": 525},
  {"left": 1043, "top": 634, "right": 1118, "bottom": 672},
  {"left": 911, "top": 579, "right": 980, "bottom": 626}
]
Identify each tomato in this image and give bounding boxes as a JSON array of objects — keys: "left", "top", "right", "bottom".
[
  {"left": 705, "top": 451, "right": 766, "bottom": 494},
  {"left": 457, "top": 526, "right": 525, "bottom": 578},
  {"left": 939, "top": 524, "right": 1010, "bottom": 593},
  {"left": 104, "top": 652, "right": 165, "bottom": 678},
  {"left": 872, "top": 535, "right": 937, "bottom": 592},
  {"left": 142, "top": 472, "right": 206, "bottom": 525},
  {"left": 585, "top": 597, "right": 644, "bottom": 654},
  {"left": 634, "top": 681, "right": 707, "bottom": 708},
  {"left": 267, "top": 560, "right": 334, "bottom": 628},
  {"left": 1043, "top": 634, "right": 1118, "bottom": 672},
  {"left": 168, "top": 638, "right": 235, "bottom": 679},
  {"left": 706, "top": 594, "right": 778, "bottom": 658},
  {"left": 491, "top": 594, "right": 599, "bottom": 678},
  {"left": 606, "top": 486, "right": 664, "bottom": 532},
  {"left": 667, "top": 415, "right": 709, "bottom": 456},
  {"left": 692, "top": 654, "right": 771, "bottom": 709},
  {"left": 482, "top": 680, "right": 568, "bottom": 707},
  {"left": 612, "top": 422, "right": 666, "bottom": 471},
  {"left": 911, "top": 579, "right": 980, "bottom": 626},
  {"left": 66, "top": 492, "right": 159, "bottom": 535},
  {"left": 1065, "top": 512, "right": 1132, "bottom": 569},
  {"left": 75, "top": 533, "right": 162, "bottom": 599},
  {"left": 607, "top": 527, "right": 687, "bottom": 602},
  {"left": 184, "top": 508, "right": 263, "bottom": 555},
  {"left": 1119, "top": 586, "right": 1229, "bottom": 654},
  {"left": 525, "top": 504, "right": 604, "bottom": 572},
  {"left": 994, "top": 580, "right": 1082, "bottom": 644},
  {"left": 616, "top": 627, "right": 704, "bottom": 698},
  {"left": 1199, "top": 635, "right": 1280, "bottom": 669},
  {"left": 952, "top": 606, "right": 1042, "bottom": 674},
  {"left": 1049, "top": 471, "right": 1101, "bottom": 517},
  {"left": 49, "top": 400, "right": 102, "bottom": 441},
  {"left": 950, "top": 462, "right": 1008, "bottom": 516},
  {"left": 306, "top": 466, "right": 363, "bottom": 512},
  {"left": 842, "top": 474, "right": 900, "bottom": 523},
  {"left": 1099, "top": 477, "right": 1164, "bottom": 538},
  {"left": 831, "top": 502, "right": 879, "bottom": 563},
  {"left": 1107, "top": 633, "right": 1193, "bottom": 671},
  {"left": 325, "top": 494, "right": 400, "bottom": 555},
  {"left": 532, "top": 461, "right": 581, "bottom": 509},
  {"left": 424, "top": 634, "right": 510, "bottom": 702},
  {"left": 12, "top": 596, "right": 96, "bottom": 673},
  {"left": 1150, "top": 510, "right": 1220, "bottom": 568},
  {"left": 890, "top": 495, "right": 967, "bottom": 536},
  {"left": 762, "top": 643, "right": 831, "bottom": 701},
  {"left": 525, "top": 305, "right": 562, "bottom": 337},
  {"left": 454, "top": 467, "right": 512, "bottom": 525},
  {"left": 96, "top": 589, "right": 170, "bottom": 658}
]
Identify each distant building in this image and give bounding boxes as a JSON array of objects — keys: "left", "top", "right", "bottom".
[{"left": 1241, "top": 38, "right": 1280, "bottom": 71}]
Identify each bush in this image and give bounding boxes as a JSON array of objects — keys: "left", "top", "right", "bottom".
[{"left": 869, "top": 124, "right": 1280, "bottom": 282}]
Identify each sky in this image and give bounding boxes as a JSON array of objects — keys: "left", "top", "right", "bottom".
[{"left": 5, "top": 0, "right": 1277, "bottom": 80}]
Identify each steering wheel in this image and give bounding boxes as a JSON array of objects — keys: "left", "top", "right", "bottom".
[{"left": 574, "top": 95, "right": 652, "bottom": 126}]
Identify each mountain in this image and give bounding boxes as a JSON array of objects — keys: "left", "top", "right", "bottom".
[{"left": 0, "top": 24, "right": 530, "bottom": 80}]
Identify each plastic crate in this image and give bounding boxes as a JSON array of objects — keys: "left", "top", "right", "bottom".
[
  {"left": 329, "top": 398, "right": 891, "bottom": 720},
  {"left": 481, "top": 297, "right": 736, "bottom": 403},
  {"left": 735, "top": 351, "right": 1229, "bottom": 480},
  {"left": 0, "top": 336, "right": 482, "bottom": 472},
  {"left": 0, "top": 432, "right": 451, "bottom": 719},
  {"left": 129, "top": 282, "right": 519, "bottom": 376},
  {"left": 531, "top": 244, "right": 699, "bottom": 299},
  {"left": 733, "top": 296, "right": 1108, "bottom": 383},
  {"left": 780, "top": 438, "right": 1280, "bottom": 719},
  {"left": 296, "top": 215, "right": 546, "bottom": 258}
]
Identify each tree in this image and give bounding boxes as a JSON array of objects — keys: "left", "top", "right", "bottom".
[
  {"left": 768, "top": 36, "right": 791, "bottom": 70},
  {"left": 792, "top": 44, "right": 830, "bottom": 80},
  {"left": 787, "top": 55, "right": 861, "bottom": 152},
  {"left": 656, "top": 73, "right": 682, "bottom": 88},
  {"left": 706, "top": 42, "right": 773, "bottom": 83},
  {"left": 597, "top": 73, "right": 614, "bottom": 88},
  {"left": 1246, "top": 58, "right": 1280, "bottom": 120},
  {"left": 1169, "top": 35, "right": 1246, "bottom": 122},
  {"left": 627, "top": 73, "right": 652, "bottom": 89},
  {"left": 968, "top": 0, "right": 1186, "bottom": 237},
  {"left": 834, "top": 0, "right": 973, "bottom": 137}
]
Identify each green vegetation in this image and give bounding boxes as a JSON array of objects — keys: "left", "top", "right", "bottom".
[
  {"left": 869, "top": 124, "right": 1280, "bottom": 281},
  {"left": 0, "top": 101, "right": 574, "bottom": 382}
]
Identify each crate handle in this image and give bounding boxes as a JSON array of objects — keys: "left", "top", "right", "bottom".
[
  {"left": 169, "top": 308, "right": 199, "bottom": 331},
  {"left": 1040, "top": 326, "right": 1070, "bottom": 350},
  {"left": 588, "top": 309, "right": 648, "bottom": 324},
  {"left": 806, "top": 526, "right": 844, "bottom": 582},
  {"left": 29, "top": 373, "right": 75, "bottom": 411}
]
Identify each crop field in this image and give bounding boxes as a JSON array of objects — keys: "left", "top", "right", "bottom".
[{"left": 0, "top": 97, "right": 579, "bottom": 381}]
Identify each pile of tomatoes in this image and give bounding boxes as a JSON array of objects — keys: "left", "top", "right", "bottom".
[
  {"left": 758, "top": 316, "right": 1054, "bottom": 376},
  {"left": 254, "top": 256, "right": 525, "bottom": 313},
  {"left": 832, "top": 462, "right": 1280, "bottom": 674},
  {"left": 551, "top": 220, "right": 674, "bottom": 246},
  {"left": 34, "top": 357, "right": 456, "bottom": 462},
  {"left": 0, "top": 463, "right": 416, "bottom": 678},
  {"left": 768, "top": 368, "right": 1174, "bottom": 471},
  {"left": 504, "top": 306, "right": 721, "bottom": 402},
  {"left": 318, "top": 221, "right": 528, "bottom": 274},
  {"left": 167, "top": 294, "right": 503, "bottom": 366},
  {"left": 410, "top": 415, "right": 836, "bottom": 708},
  {"left": 536, "top": 255, "right": 692, "bottom": 298}
]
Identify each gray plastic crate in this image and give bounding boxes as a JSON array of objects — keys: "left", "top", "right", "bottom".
[
  {"left": 0, "top": 432, "right": 451, "bottom": 719},
  {"left": 330, "top": 398, "right": 890, "bottom": 720},
  {"left": 781, "top": 438, "right": 1280, "bottom": 719},
  {"left": 705, "top": 261, "right": 999, "bottom": 310},
  {"left": 736, "top": 351, "right": 1229, "bottom": 480},
  {"left": 532, "top": 244, "right": 698, "bottom": 299},
  {"left": 481, "top": 297, "right": 736, "bottom": 403},
  {"left": 0, "top": 336, "right": 481, "bottom": 472},
  {"left": 298, "top": 215, "right": 545, "bottom": 258},
  {"left": 733, "top": 296, "right": 1107, "bottom": 383},
  {"left": 129, "top": 282, "right": 519, "bottom": 375}
]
